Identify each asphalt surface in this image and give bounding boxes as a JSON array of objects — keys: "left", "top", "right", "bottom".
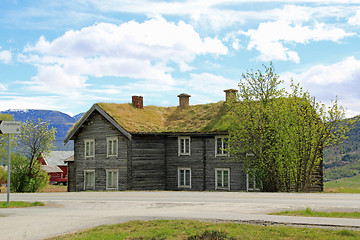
[{"left": 1, "top": 191, "right": 360, "bottom": 240}]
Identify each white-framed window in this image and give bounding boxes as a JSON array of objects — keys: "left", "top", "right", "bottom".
[
  {"left": 107, "top": 137, "right": 118, "bottom": 158},
  {"left": 178, "top": 136, "right": 191, "bottom": 156},
  {"left": 178, "top": 168, "right": 191, "bottom": 188},
  {"left": 84, "top": 139, "right": 95, "bottom": 158},
  {"left": 215, "top": 136, "right": 228, "bottom": 157},
  {"left": 106, "top": 169, "right": 118, "bottom": 190},
  {"left": 215, "top": 168, "right": 230, "bottom": 190},
  {"left": 247, "top": 171, "right": 261, "bottom": 192},
  {"left": 84, "top": 170, "right": 95, "bottom": 190}
]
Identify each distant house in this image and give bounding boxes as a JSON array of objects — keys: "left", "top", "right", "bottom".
[
  {"left": 37, "top": 151, "right": 73, "bottom": 185},
  {"left": 64, "top": 90, "right": 323, "bottom": 192}
]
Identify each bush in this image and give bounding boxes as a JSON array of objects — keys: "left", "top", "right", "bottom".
[
  {"left": 0, "top": 166, "right": 6, "bottom": 185},
  {"left": 10, "top": 154, "right": 49, "bottom": 192}
]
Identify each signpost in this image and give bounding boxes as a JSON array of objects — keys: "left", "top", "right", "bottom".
[{"left": 0, "top": 121, "right": 21, "bottom": 205}]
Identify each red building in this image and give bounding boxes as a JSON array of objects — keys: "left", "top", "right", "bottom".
[{"left": 37, "top": 153, "right": 70, "bottom": 185}]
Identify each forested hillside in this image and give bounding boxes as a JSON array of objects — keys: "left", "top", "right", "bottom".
[{"left": 324, "top": 116, "right": 360, "bottom": 181}]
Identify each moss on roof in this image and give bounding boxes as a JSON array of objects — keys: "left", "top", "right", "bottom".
[{"left": 96, "top": 101, "right": 230, "bottom": 133}]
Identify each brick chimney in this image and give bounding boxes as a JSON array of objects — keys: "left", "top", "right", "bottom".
[
  {"left": 132, "top": 96, "right": 143, "bottom": 109},
  {"left": 177, "top": 93, "right": 191, "bottom": 108},
  {"left": 224, "top": 89, "right": 238, "bottom": 102}
]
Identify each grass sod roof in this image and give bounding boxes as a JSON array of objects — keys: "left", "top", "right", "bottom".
[{"left": 96, "top": 101, "right": 231, "bottom": 134}]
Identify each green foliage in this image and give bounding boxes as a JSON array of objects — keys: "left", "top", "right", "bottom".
[
  {"left": 0, "top": 201, "right": 44, "bottom": 208},
  {"left": 7, "top": 119, "right": 55, "bottom": 192},
  {"left": 227, "top": 63, "right": 355, "bottom": 192},
  {"left": 10, "top": 154, "right": 49, "bottom": 192},
  {"left": 16, "top": 119, "right": 56, "bottom": 162},
  {"left": 49, "top": 219, "right": 360, "bottom": 240},
  {"left": 0, "top": 166, "right": 6, "bottom": 185},
  {"left": 0, "top": 114, "right": 17, "bottom": 164}
]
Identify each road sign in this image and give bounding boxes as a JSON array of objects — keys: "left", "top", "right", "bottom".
[{"left": 0, "top": 121, "right": 21, "bottom": 134}]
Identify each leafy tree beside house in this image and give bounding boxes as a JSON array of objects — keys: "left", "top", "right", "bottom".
[
  {"left": 227, "top": 63, "right": 356, "bottom": 192},
  {"left": 11, "top": 119, "right": 56, "bottom": 192}
]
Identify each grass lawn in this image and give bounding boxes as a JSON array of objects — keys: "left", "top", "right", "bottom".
[
  {"left": 269, "top": 207, "right": 360, "bottom": 219},
  {"left": 0, "top": 201, "right": 44, "bottom": 208},
  {"left": 324, "top": 175, "right": 360, "bottom": 193},
  {"left": 48, "top": 219, "right": 360, "bottom": 240}
]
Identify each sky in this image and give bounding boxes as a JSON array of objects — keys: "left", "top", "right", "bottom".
[{"left": 0, "top": 0, "right": 360, "bottom": 117}]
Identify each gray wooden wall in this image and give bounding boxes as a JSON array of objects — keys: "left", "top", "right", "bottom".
[
  {"left": 72, "top": 111, "right": 129, "bottom": 191},
  {"left": 130, "top": 135, "right": 166, "bottom": 190}
]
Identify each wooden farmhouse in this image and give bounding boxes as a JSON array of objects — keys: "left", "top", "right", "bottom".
[{"left": 64, "top": 90, "right": 323, "bottom": 192}]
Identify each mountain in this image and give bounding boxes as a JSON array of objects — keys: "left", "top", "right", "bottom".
[{"left": 0, "top": 109, "right": 84, "bottom": 150}]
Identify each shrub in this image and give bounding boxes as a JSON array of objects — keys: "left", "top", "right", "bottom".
[{"left": 10, "top": 154, "right": 49, "bottom": 192}]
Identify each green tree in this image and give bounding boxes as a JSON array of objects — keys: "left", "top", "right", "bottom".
[
  {"left": 10, "top": 154, "right": 49, "bottom": 192},
  {"left": 0, "top": 166, "right": 6, "bottom": 185},
  {"left": 11, "top": 119, "right": 56, "bottom": 192},
  {"left": 227, "top": 63, "right": 355, "bottom": 192},
  {"left": 0, "top": 114, "right": 16, "bottom": 164}
]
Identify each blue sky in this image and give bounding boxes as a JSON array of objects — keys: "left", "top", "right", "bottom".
[{"left": 0, "top": 0, "right": 360, "bottom": 117}]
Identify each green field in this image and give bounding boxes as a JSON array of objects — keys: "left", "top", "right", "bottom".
[
  {"left": 270, "top": 207, "right": 360, "bottom": 219},
  {"left": 324, "top": 175, "right": 360, "bottom": 193},
  {"left": 49, "top": 220, "right": 360, "bottom": 240}
]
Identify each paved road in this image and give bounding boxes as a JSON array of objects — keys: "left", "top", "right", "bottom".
[{"left": 1, "top": 191, "right": 360, "bottom": 240}]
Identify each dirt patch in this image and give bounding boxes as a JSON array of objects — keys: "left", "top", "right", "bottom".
[
  {"left": 0, "top": 185, "right": 67, "bottom": 193},
  {"left": 43, "top": 185, "right": 67, "bottom": 192}
]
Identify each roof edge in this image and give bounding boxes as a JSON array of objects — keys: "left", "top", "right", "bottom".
[{"left": 63, "top": 104, "right": 132, "bottom": 145}]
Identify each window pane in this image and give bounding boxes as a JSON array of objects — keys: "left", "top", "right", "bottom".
[
  {"left": 90, "top": 172, "right": 94, "bottom": 186},
  {"left": 90, "top": 142, "right": 94, "bottom": 156},
  {"left": 85, "top": 173, "right": 89, "bottom": 186},
  {"left": 113, "top": 171, "right": 117, "bottom": 187},
  {"left": 223, "top": 139, "right": 228, "bottom": 154},
  {"left": 108, "top": 172, "right": 113, "bottom": 186},
  {"left": 185, "top": 139, "right": 190, "bottom": 153},
  {"left": 223, "top": 171, "right": 229, "bottom": 187},
  {"left": 217, "top": 171, "right": 222, "bottom": 187},
  {"left": 85, "top": 172, "right": 94, "bottom": 187},
  {"left": 185, "top": 170, "right": 190, "bottom": 186},
  {"left": 114, "top": 140, "right": 117, "bottom": 155},
  {"left": 107, "top": 141, "right": 111, "bottom": 155},
  {"left": 216, "top": 138, "right": 222, "bottom": 154},
  {"left": 248, "top": 173, "right": 254, "bottom": 189},
  {"left": 180, "top": 170, "right": 184, "bottom": 185},
  {"left": 85, "top": 142, "right": 89, "bottom": 156},
  {"left": 181, "top": 139, "right": 185, "bottom": 154}
]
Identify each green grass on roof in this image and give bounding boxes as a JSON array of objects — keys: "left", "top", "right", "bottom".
[{"left": 97, "top": 102, "right": 230, "bottom": 133}]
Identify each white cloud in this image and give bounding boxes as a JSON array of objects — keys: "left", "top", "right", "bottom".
[
  {"left": 0, "top": 83, "right": 7, "bottom": 91},
  {"left": 0, "top": 97, "right": 59, "bottom": 112},
  {"left": 348, "top": 9, "right": 360, "bottom": 26},
  {"left": 281, "top": 57, "right": 360, "bottom": 117},
  {"left": 184, "top": 73, "right": 238, "bottom": 103},
  {"left": 0, "top": 48, "right": 12, "bottom": 64},
  {"left": 21, "top": 18, "right": 228, "bottom": 93},
  {"left": 283, "top": 57, "right": 360, "bottom": 85},
  {"left": 241, "top": 20, "right": 354, "bottom": 63}
]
